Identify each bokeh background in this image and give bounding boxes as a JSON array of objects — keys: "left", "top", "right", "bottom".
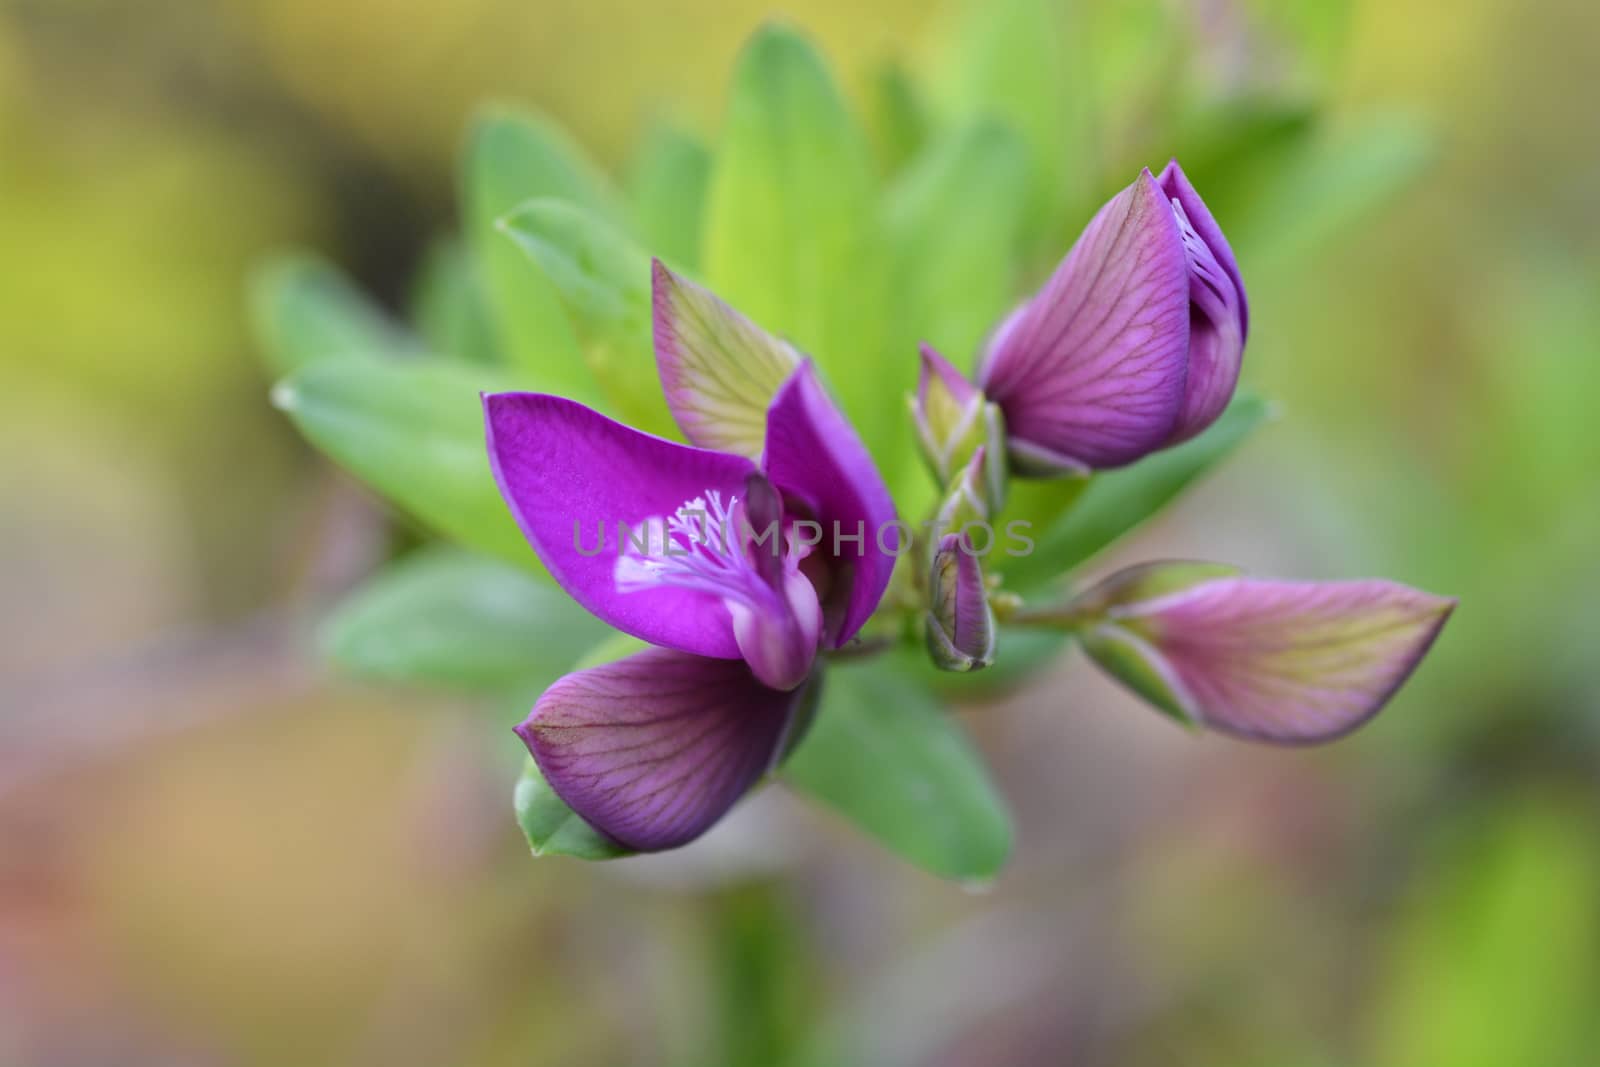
[{"left": 3, "top": 0, "right": 1598, "bottom": 1063}]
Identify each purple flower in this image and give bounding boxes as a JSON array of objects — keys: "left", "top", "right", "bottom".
[
  {"left": 485, "top": 265, "right": 897, "bottom": 851},
  {"left": 978, "top": 161, "right": 1248, "bottom": 475},
  {"left": 1068, "top": 563, "right": 1455, "bottom": 743}
]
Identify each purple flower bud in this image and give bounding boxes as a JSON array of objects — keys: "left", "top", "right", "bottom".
[
  {"left": 925, "top": 533, "right": 997, "bottom": 672},
  {"left": 912, "top": 344, "right": 1008, "bottom": 500},
  {"left": 934, "top": 444, "right": 1004, "bottom": 533},
  {"left": 978, "top": 164, "right": 1248, "bottom": 474},
  {"left": 1064, "top": 563, "right": 1454, "bottom": 744}
]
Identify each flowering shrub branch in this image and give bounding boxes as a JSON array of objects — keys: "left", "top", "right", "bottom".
[{"left": 258, "top": 19, "right": 1452, "bottom": 879}]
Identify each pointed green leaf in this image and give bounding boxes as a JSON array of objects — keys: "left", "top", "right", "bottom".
[
  {"left": 933, "top": 0, "right": 1093, "bottom": 246},
  {"left": 1005, "top": 392, "right": 1272, "bottom": 589},
  {"left": 703, "top": 24, "right": 899, "bottom": 473},
  {"left": 784, "top": 658, "right": 1012, "bottom": 880},
  {"left": 463, "top": 106, "right": 619, "bottom": 404},
  {"left": 250, "top": 253, "right": 420, "bottom": 375},
  {"left": 885, "top": 118, "right": 1029, "bottom": 371},
  {"left": 272, "top": 356, "right": 541, "bottom": 571},
  {"left": 410, "top": 237, "right": 500, "bottom": 365},
  {"left": 867, "top": 59, "right": 930, "bottom": 174},
  {"left": 497, "top": 199, "right": 673, "bottom": 434},
  {"left": 927, "top": 626, "right": 1068, "bottom": 700},
  {"left": 515, "top": 758, "right": 633, "bottom": 860},
  {"left": 1223, "top": 113, "right": 1435, "bottom": 267},
  {"left": 627, "top": 119, "right": 712, "bottom": 270},
  {"left": 321, "top": 546, "right": 608, "bottom": 691},
  {"left": 1166, "top": 97, "right": 1317, "bottom": 198}
]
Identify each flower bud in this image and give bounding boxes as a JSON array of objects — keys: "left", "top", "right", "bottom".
[
  {"left": 977, "top": 164, "right": 1247, "bottom": 475},
  {"left": 925, "top": 534, "right": 996, "bottom": 672},
  {"left": 1056, "top": 562, "right": 1454, "bottom": 744},
  {"left": 933, "top": 443, "right": 1006, "bottom": 537},
  {"left": 912, "top": 344, "right": 1003, "bottom": 490}
]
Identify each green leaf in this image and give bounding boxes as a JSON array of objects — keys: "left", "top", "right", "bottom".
[
  {"left": 1005, "top": 391, "right": 1272, "bottom": 589},
  {"left": 884, "top": 117, "right": 1029, "bottom": 371},
  {"left": 1224, "top": 113, "right": 1435, "bottom": 267},
  {"left": 933, "top": 0, "right": 1093, "bottom": 248},
  {"left": 784, "top": 658, "right": 1012, "bottom": 881},
  {"left": 249, "top": 253, "right": 419, "bottom": 375},
  {"left": 321, "top": 546, "right": 609, "bottom": 691},
  {"left": 515, "top": 758, "right": 633, "bottom": 860},
  {"left": 1167, "top": 97, "right": 1318, "bottom": 197},
  {"left": 927, "top": 626, "right": 1068, "bottom": 700},
  {"left": 511, "top": 632, "right": 646, "bottom": 862},
  {"left": 410, "top": 237, "right": 500, "bottom": 365},
  {"left": 498, "top": 199, "right": 674, "bottom": 434},
  {"left": 463, "top": 105, "right": 619, "bottom": 404},
  {"left": 272, "top": 356, "right": 541, "bottom": 571},
  {"left": 866, "top": 59, "right": 930, "bottom": 175},
  {"left": 703, "top": 24, "right": 899, "bottom": 475},
  {"left": 627, "top": 119, "right": 712, "bottom": 270}
]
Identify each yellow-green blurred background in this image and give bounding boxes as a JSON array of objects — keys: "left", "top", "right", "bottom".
[{"left": 3, "top": 0, "right": 1598, "bottom": 1064}]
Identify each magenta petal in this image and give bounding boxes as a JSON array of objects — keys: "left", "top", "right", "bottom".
[
  {"left": 1156, "top": 161, "right": 1248, "bottom": 442},
  {"left": 978, "top": 169, "right": 1191, "bottom": 470},
  {"left": 1111, "top": 577, "right": 1455, "bottom": 744},
  {"left": 484, "top": 392, "right": 756, "bottom": 658},
  {"left": 516, "top": 649, "right": 807, "bottom": 850},
  {"left": 763, "top": 362, "right": 899, "bottom": 647}
]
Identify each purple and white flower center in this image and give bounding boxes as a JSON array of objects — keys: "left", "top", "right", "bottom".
[
  {"left": 613, "top": 490, "right": 767, "bottom": 603},
  {"left": 613, "top": 488, "right": 822, "bottom": 691}
]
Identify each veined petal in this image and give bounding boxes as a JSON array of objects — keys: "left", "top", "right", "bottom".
[
  {"left": 653, "top": 260, "right": 801, "bottom": 457},
  {"left": 516, "top": 649, "right": 811, "bottom": 850},
  {"left": 1157, "top": 161, "right": 1248, "bottom": 442},
  {"left": 979, "top": 168, "right": 1191, "bottom": 471},
  {"left": 763, "top": 361, "right": 899, "bottom": 646},
  {"left": 484, "top": 392, "right": 755, "bottom": 658},
  {"left": 1091, "top": 574, "right": 1455, "bottom": 744}
]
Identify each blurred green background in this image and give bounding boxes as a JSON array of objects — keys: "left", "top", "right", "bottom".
[{"left": 2, "top": 0, "right": 1598, "bottom": 1063}]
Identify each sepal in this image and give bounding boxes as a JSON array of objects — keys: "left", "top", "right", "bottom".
[{"left": 652, "top": 260, "right": 800, "bottom": 457}]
